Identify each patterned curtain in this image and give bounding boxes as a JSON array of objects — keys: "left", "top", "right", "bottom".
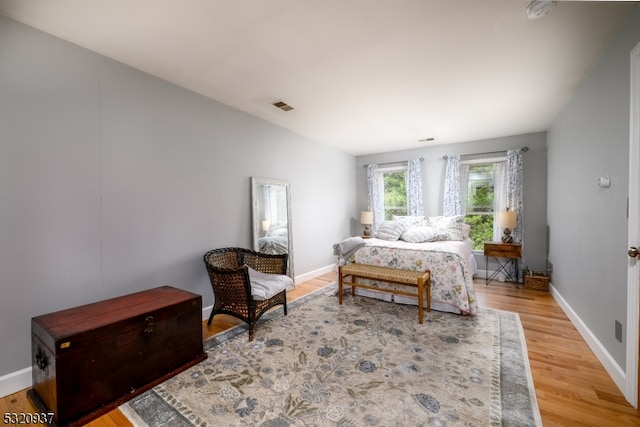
[
  {"left": 406, "top": 159, "right": 424, "bottom": 216},
  {"left": 493, "top": 162, "right": 507, "bottom": 242},
  {"left": 443, "top": 155, "right": 461, "bottom": 216},
  {"left": 459, "top": 163, "right": 470, "bottom": 215},
  {"left": 505, "top": 149, "right": 525, "bottom": 279},
  {"left": 506, "top": 149, "right": 524, "bottom": 245},
  {"left": 366, "top": 164, "right": 383, "bottom": 230}
]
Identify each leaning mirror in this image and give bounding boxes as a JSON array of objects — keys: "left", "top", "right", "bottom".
[{"left": 251, "top": 177, "right": 294, "bottom": 285}]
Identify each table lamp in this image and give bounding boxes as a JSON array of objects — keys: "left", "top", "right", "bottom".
[
  {"left": 498, "top": 210, "right": 517, "bottom": 243},
  {"left": 360, "top": 211, "right": 373, "bottom": 237}
]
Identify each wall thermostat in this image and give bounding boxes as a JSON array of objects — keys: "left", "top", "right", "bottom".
[{"left": 598, "top": 176, "right": 611, "bottom": 188}]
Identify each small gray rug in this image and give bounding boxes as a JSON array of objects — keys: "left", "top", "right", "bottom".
[{"left": 121, "top": 284, "right": 541, "bottom": 426}]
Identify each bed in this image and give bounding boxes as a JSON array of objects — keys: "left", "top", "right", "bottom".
[
  {"left": 334, "top": 215, "right": 478, "bottom": 315},
  {"left": 258, "top": 225, "right": 289, "bottom": 255},
  {"left": 258, "top": 235, "right": 288, "bottom": 255}
]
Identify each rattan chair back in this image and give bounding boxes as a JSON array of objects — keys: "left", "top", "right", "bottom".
[{"left": 203, "top": 247, "right": 288, "bottom": 341}]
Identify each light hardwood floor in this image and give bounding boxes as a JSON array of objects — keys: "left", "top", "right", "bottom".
[{"left": 2, "top": 273, "right": 640, "bottom": 426}]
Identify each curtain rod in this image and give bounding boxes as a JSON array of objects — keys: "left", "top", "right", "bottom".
[
  {"left": 363, "top": 157, "right": 424, "bottom": 168},
  {"left": 442, "top": 146, "right": 529, "bottom": 160}
]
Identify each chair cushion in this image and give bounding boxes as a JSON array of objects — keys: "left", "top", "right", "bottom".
[{"left": 247, "top": 266, "right": 293, "bottom": 301}]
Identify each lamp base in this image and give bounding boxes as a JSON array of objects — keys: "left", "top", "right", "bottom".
[
  {"left": 363, "top": 225, "right": 372, "bottom": 237},
  {"left": 501, "top": 228, "right": 513, "bottom": 243}
]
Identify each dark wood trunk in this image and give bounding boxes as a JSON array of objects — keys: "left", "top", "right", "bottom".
[{"left": 28, "top": 285, "right": 207, "bottom": 427}]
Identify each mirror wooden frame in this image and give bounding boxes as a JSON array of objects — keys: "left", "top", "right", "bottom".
[{"left": 251, "top": 177, "right": 294, "bottom": 284}]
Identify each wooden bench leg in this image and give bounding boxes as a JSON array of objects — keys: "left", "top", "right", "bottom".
[
  {"left": 417, "top": 278, "right": 424, "bottom": 324},
  {"left": 426, "top": 276, "right": 431, "bottom": 312},
  {"left": 338, "top": 267, "right": 343, "bottom": 304},
  {"left": 338, "top": 267, "right": 431, "bottom": 325}
]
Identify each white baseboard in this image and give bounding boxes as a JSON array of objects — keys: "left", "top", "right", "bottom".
[
  {"left": 479, "top": 272, "right": 625, "bottom": 395},
  {"left": 0, "top": 367, "right": 32, "bottom": 399},
  {"left": 549, "top": 282, "right": 626, "bottom": 395},
  {"left": 200, "top": 264, "right": 336, "bottom": 321},
  {"left": 202, "top": 305, "right": 213, "bottom": 321},
  {"left": 295, "top": 264, "right": 336, "bottom": 284}
]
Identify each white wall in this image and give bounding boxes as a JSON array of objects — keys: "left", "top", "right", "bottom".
[
  {"left": 0, "top": 17, "right": 355, "bottom": 395},
  {"left": 547, "top": 5, "right": 640, "bottom": 370}
]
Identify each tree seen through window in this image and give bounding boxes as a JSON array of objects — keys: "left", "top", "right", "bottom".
[
  {"left": 381, "top": 169, "right": 407, "bottom": 220},
  {"left": 465, "top": 164, "right": 495, "bottom": 250}
]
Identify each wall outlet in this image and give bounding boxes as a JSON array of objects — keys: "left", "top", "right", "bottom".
[{"left": 615, "top": 320, "right": 623, "bottom": 343}]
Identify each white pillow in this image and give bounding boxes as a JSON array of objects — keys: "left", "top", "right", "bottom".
[
  {"left": 246, "top": 266, "right": 292, "bottom": 301},
  {"left": 375, "top": 221, "right": 407, "bottom": 241},
  {"left": 392, "top": 215, "right": 425, "bottom": 227},
  {"left": 432, "top": 227, "right": 464, "bottom": 241},
  {"left": 401, "top": 226, "right": 439, "bottom": 243},
  {"left": 426, "top": 215, "right": 465, "bottom": 229},
  {"left": 461, "top": 223, "right": 471, "bottom": 239},
  {"left": 425, "top": 215, "right": 467, "bottom": 241}
]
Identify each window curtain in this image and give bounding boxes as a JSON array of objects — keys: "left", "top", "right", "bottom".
[
  {"left": 459, "top": 163, "right": 470, "bottom": 215},
  {"left": 495, "top": 149, "right": 524, "bottom": 279},
  {"left": 366, "top": 164, "right": 383, "bottom": 231},
  {"left": 493, "top": 162, "right": 507, "bottom": 241},
  {"left": 506, "top": 149, "right": 524, "bottom": 246},
  {"left": 406, "top": 159, "right": 424, "bottom": 216},
  {"left": 443, "top": 155, "right": 461, "bottom": 216}
]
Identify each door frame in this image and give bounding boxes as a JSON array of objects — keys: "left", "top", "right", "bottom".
[{"left": 626, "top": 40, "right": 640, "bottom": 408}]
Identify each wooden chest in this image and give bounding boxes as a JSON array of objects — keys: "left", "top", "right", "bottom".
[{"left": 28, "top": 286, "right": 207, "bottom": 427}]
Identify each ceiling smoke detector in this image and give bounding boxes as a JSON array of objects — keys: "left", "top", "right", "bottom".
[
  {"left": 526, "top": 1, "right": 556, "bottom": 20},
  {"left": 272, "top": 100, "right": 294, "bottom": 111}
]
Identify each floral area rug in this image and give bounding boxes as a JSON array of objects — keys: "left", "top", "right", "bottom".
[{"left": 120, "top": 285, "right": 541, "bottom": 427}]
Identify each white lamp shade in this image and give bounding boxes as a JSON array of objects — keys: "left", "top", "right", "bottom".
[
  {"left": 497, "top": 211, "right": 517, "bottom": 229},
  {"left": 360, "top": 211, "right": 373, "bottom": 225}
]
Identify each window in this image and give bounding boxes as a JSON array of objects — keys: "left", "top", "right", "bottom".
[
  {"left": 463, "top": 160, "right": 505, "bottom": 250},
  {"left": 377, "top": 166, "right": 407, "bottom": 220}
]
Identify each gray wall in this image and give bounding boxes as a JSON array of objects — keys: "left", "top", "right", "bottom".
[
  {"left": 547, "top": 6, "right": 640, "bottom": 368},
  {"left": 0, "top": 17, "right": 355, "bottom": 381},
  {"left": 355, "top": 132, "right": 548, "bottom": 272}
]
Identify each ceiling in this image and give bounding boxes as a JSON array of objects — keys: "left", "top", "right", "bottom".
[{"left": 0, "top": 1, "right": 637, "bottom": 156}]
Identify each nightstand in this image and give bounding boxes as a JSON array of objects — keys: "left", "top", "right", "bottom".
[{"left": 484, "top": 242, "right": 522, "bottom": 287}]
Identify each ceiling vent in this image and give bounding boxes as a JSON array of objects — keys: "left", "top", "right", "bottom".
[{"left": 272, "top": 100, "right": 294, "bottom": 111}]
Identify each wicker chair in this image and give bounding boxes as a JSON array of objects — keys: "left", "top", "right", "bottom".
[{"left": 203, "top": 247, "right": 289, "bottom": 341}]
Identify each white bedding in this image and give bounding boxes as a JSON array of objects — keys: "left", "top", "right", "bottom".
[{"left": 344, "top": 237, "right": 478, "bottom": 315}]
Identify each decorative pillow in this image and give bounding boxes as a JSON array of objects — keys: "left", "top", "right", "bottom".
[
  {"left": 246, "top": 266, "right": 293, "bottom": 301},
  {"left": 461, "top": 222, "right": 471, "bottom": 239},
  {"left": 432, "top": 227, "right": 464, "bottom": 241},
  {"left": 426, "top": 215, "right": 465, "bottom": 230},
  {"left": 392, "top": 215, "right": 425, "bottom": 227},
  {"left": 401, "top": 226, "right": 439, "bottom": 243},
  {"left": 375, "top": 221, "right": 407, "bottom": 241},
  {"left": 422, "top": 215, "right": 467, "bottom": 241}
]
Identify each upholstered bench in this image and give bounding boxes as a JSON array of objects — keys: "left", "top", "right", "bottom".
[{"left": 338, "top": 263, "right": 431, "bottom": 323}]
